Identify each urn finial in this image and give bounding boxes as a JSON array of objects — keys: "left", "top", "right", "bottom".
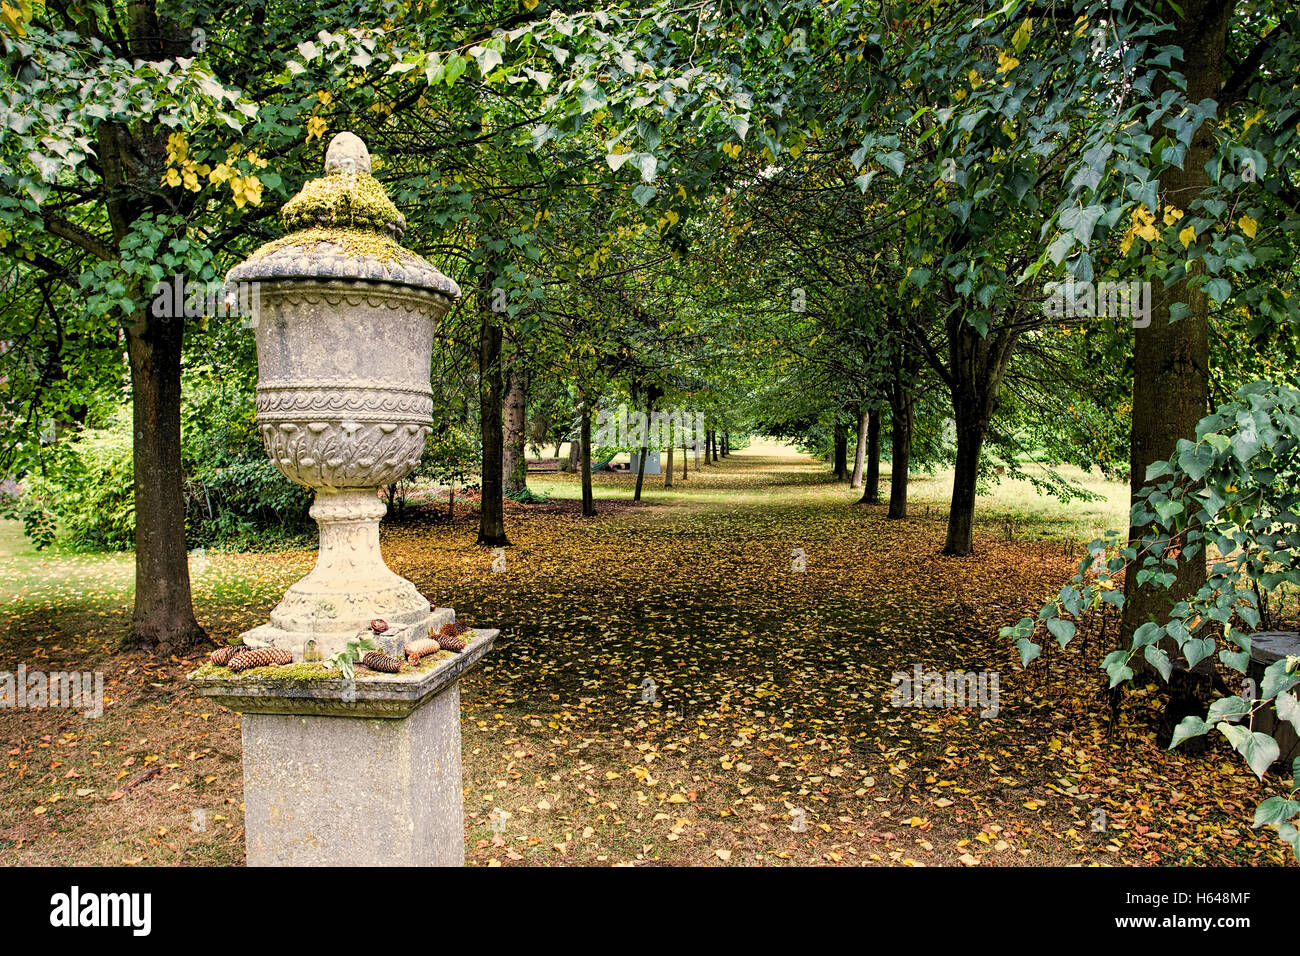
[{"left": 324, "top": 131, "right": 371, "bottom": 176}]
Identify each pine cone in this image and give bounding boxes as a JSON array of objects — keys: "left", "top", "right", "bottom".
[
  {"left": 228, "top": 647, "right": 293, "bottom": 672},
  {"left": 210, "top": 644, "right": 245, "bottom": 666},
  {"left": 361, "top": 650, "right": 402, "bottom": 673},
  {"left": 437, "top": 632, "right": 466, "bottom": 653},
  {"left": 404, "top": 637, "right": 440, "bottom": 665}
]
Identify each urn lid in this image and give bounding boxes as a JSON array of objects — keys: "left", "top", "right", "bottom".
[{"left": 226, "top": 132, "right": 460, "bottom": 299}]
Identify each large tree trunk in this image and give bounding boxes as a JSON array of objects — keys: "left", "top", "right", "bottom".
[
  {"left": 502, "top": 363, "right": 528, "bottom": 497},
  {"left": 945, "top": 411, "right": 984, "bottom": 554},
  {"left": 888, "top": 385, "right": 913, "bottom": 519},
  {"left": 124, "top": 310, "right": 205, "bottom": 651},
  {"left": 1122, "top": 1, "right": 1225, "bottom": 645},
  {"left": 580, "top": 402, "right": 595, "bottom": 517},
  {"left": 942, "top": 321, "right": 1016, "bottom": 554},
  {"left": 665, "top": 443, "right": 674, "bottom": 489},
  {"left": 862, "top": 410, "right": 881, "bottom": 504},
  {"left": 850, "top": 405, "right": 868, "bottom": 489},
  {"left": 681, "top": 434, "right": 688, "bottom": 480},
  {"left": 476, "top": 310, "right": 508, "bottom": 545}
]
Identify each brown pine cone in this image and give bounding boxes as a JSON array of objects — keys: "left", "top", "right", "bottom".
[
  {"left": 437, "top": 632, "right": 466, "bottom": 653},
  {"left": 404, "top": 637, "right": 440, "bottom": 665},
  {"left": 210, "top": 644, "right": 245, "bottom": 666},
  {"left": 228, "top": 648, "right": 293, "bottom": 672},
  {"left": 361, "top": 651, "right": 402, "bottom": 674}
]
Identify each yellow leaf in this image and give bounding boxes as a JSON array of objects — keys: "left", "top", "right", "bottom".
[
  {"left": 713, "top": 848, "right": 732, "bottom": 861},
  {"left": 0, "top": 2, "right": 28, "bottom": 37},
  {"left": 996, "top": 50, "right": 1019, "bottom": 75},
  {"left": 1238, "top": 214, "right": 1258, "bottom": 239},
  {"left": 524, "top": 0, "right": 539, "bottom": 8},
  {"left": 1179, "top": 224, "right": 1197, "bottom": 248}
]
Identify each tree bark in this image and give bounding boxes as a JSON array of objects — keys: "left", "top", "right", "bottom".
[
  {"left": 850, "top": 405, "right": 868, "bottom": 489},
  {"left": 665, "top": 443, "right": 674, "bottom": 489},
  {"left": 580, "top": 402, "right": 595, "bottom": 517},
  {"left": 862, "top": 410, "right": 882, "bottom": 504},
  {"left": 502, "top": 363, "right": 528, "bottom": 497},
  {"left": 1122, "top": 1, "right": 1225, "bottom": 645},
  {"left": 888, "top": 390, "right": 912, "bottom": 519},
  {"left": 633, "top": 414, "right": 649, "bottom": 502},
  {"left": 476, "top": 309, "right": 509, "bottom": 545},
  {"left": 124, "top": 310, "right": 205, "bottom": 651},
  {"left": 832, "top": 424, "right": 848, "bottom": 480},
  {"left": 941, "top": 320, "right": 1016, "bottom": 555}
]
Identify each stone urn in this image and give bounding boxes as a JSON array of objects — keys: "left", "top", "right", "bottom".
[{"left": 226, "top": 132, "right": 459, "bottom": 661}]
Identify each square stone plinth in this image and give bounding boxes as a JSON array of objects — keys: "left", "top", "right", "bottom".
[{"left": 189, "top": 627, "right": 498, "bottom": 867}]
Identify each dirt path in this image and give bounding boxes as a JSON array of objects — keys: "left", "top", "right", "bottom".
[{"left": 0, "top": 443, "right": 1291, "bottom": 865}]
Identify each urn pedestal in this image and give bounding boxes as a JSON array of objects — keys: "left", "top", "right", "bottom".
[{"left": 190, "top": 131, "right": 493, "bottom": 868}]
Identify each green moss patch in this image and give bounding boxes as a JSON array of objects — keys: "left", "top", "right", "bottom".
[
  {"left": 281, "top": 172, "right": 405, "bottom": 234},
  {"left": 245, "top": 226, "right": 422, "bottom": 267}
]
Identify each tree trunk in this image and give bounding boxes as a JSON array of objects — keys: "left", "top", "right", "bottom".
[
  {"left": 1122, "top": 1, "right": 1224, "bottom": 645},
  {"left": 476, "top": 309, "right": 508, "bottom": 546},
  {"left": 850, "top": 405, "right": 868, "bottom": 489},
  {"left": 832, "top": 425, "right": 848, "bottom": 480},
  {"left": 887, "top": 395, "right": 912, "bottom": 519},
  {"left": 862, "top": 410, "right": 881, "bottom": 504},
  {"left": 633, "top": 420, "right": 649, "bottom": 502},
  {"left": 945, "top": 411, "right": 984, "bottom": 554},
  {"left": 722, "top": 433, "right": 729, "bottom": 456},
  {"left": 665, "top": 443, "right": 674, "bottom": 488},
  {"left": 567, "top": 433, "right": 580, "bottom": 471},
  {"left": 580, "top": 402, "right": 595, "bottom": 517},
  {"left": 681, "top": 435, "right": 688, "bottom": 480},
  {"left": 502, "top": 363, "right": 528, "bottom": 497},
  {"left": 941, "top": 318, "right": 1016, "bottom": 555},
  {"left": 124, "top": 310, "right": 205, "bottom": 651}
]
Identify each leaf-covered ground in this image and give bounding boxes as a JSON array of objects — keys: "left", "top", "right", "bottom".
[{"left": 0, "top": 443, "right": 1292, "bottom": 866}]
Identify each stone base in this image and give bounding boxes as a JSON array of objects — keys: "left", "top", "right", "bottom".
[
  {"left": 190, "top": 626, "right": 498, "bottom": 867},
  {"left": 241, "top": 606, "right": 456, "bottom": 662},
  {"left": 242, "top": 685, "right": 463, "bottom": 866}
]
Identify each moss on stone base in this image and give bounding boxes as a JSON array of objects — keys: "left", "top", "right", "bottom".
[
  {"left": 244, "top": 226, "right": 421, "bottom": 268},
  {"left": 190, "top": 661, "right": 342, "bottom": 683},
  {"left": 281, "top": 171, "right": 405, "bottom": 234}
]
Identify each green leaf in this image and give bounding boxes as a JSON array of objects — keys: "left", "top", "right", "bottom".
[
  {"left": 444, "top": 54, "right": 468, "bottom": 86},
  {"left": 1183, "top": 637, "right": 1213, "bottom": 668},
  {"left": 1275, "top": 691, "right": 1300, "bottom": 736},
  {"left": 1253, "top": 796, "right": 1300, "bottom": 828},
  {"left": 1046, "top": 617, "right": 1075, "bottom": 648},
  {"left": 1168, "top": 715, "right": 1210, "bottom": 749},
  {"left": 1015, "top": 638, "right": 1041, "bottom": 666},
  {"left": 1143, "top": 644, "right": 1172, "bottom": 681}
]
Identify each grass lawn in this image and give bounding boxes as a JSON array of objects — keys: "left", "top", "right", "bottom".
[{"left": 0, "top": 441, "right": 1291, "bottom": 866}]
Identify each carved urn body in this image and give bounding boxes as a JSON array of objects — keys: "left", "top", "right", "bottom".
[{"left": 226, "top": 132, "right": 459, "bottom": 660}]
